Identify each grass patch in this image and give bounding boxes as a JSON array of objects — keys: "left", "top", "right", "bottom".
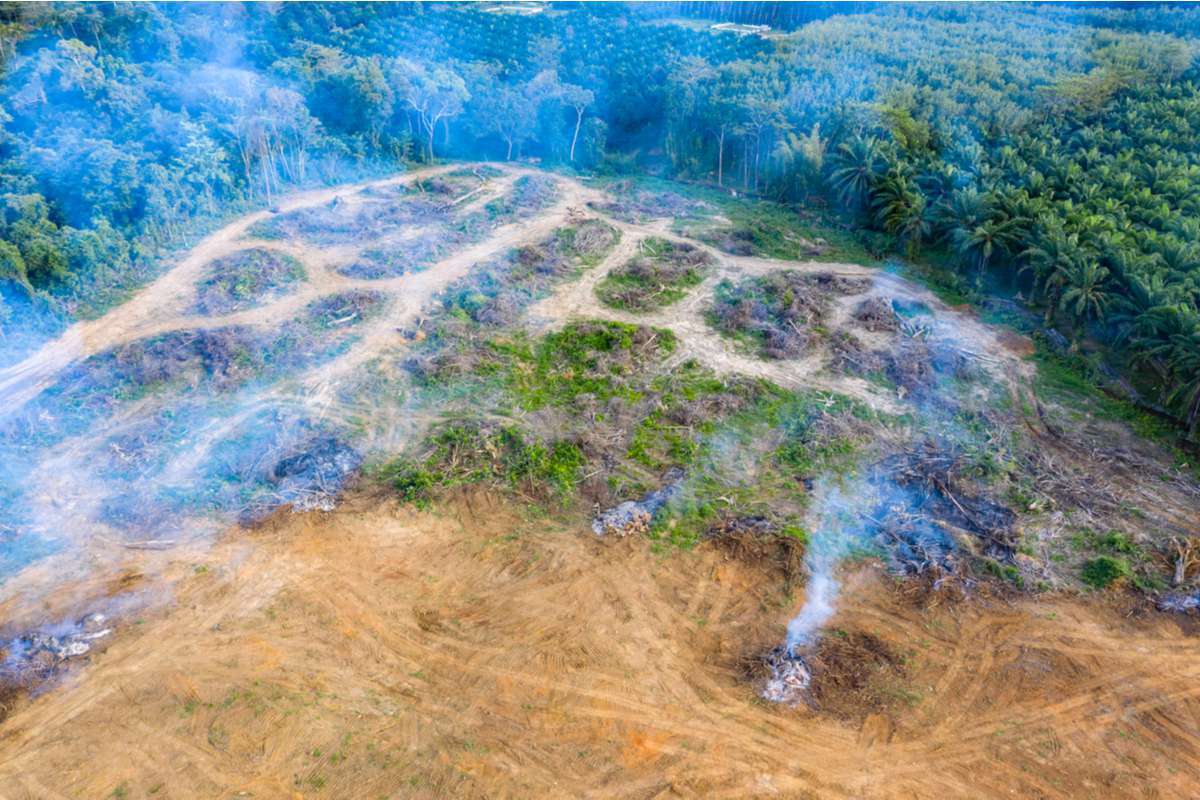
[
  {"left": 646, "top": 387, "right": 878, "bottom": 550},
  {"left": 378, "top": 422, "right": 584, "bottom": 509},
  {"left": 392, "top": 317, "right": 878, "bottom": 542},
  {"left": 1031, "top": 340, "right": 1197, "bottom": 476},
  {"left": 595, "top": 237, "right": 712, "bottom": 312}
]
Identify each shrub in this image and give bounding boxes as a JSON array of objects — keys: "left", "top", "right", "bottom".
[{"left": 1081, "top": 556, "right": 1131, "bottom": 589}]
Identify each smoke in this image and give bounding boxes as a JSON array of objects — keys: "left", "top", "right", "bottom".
[
  {"left": 779, "top": 285, "right": 1003, "bottom": 649},
  {"left": 784, "top": 477, "right": 873, "bottom": 651},
  {"left": 0, "top": 162, "right": 570, "bottom": 647}
]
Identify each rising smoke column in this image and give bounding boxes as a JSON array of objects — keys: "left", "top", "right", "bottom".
[
  {"left": 783, "top": 478, "right": 872, "bottom": 651},
  {"left": 764, "top": 475, "right": 886, "bottom": 705}
]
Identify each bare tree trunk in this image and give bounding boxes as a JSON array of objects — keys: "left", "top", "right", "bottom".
[
  {"left": 570, "top": 106, "right": 583, "bottom": 162},
  {"left": 716, "top": 126, "right": 725, "bottom": 187},
  {"left": 742, "top": 137, "right": 749, "bottom": 189},
  {"left": 259, "top": 139, "right": 274, "bottom": 205},
  {"left": 505, "top": 137, "right": 513, "bottom": 161},
  {"left": 1171, "top": 537, "right": 1197, "bottom": 586},
  {"left": 753, "top": 137, "right": 759, "bottom": 193},
  {"left": 423, "top": 116, "right": 436, "bottom": 162}
]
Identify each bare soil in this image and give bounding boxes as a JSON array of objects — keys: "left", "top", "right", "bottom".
[{"left": 1, "top": 493, "right": 1198, "bottom": 798}]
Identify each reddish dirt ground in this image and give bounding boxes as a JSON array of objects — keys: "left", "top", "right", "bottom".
[{"left": 1, "top": 491, "right": 1197, "bottom": 799}]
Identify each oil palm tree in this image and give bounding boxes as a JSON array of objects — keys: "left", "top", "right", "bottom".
[
  {"left": 1058, "top": 258, "right": 1111, "bottom": 347},
  {"left": 828, "top": 135, "right": 884, "bottom": 210}
]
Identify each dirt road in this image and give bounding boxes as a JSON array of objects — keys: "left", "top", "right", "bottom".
[{"left": 0, "top": 162, "right": 1028, "bottom": 421}]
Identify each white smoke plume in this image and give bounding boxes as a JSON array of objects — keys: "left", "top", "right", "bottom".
[{"left": 783, "top": 478, "right": 869, "bottom": 650}]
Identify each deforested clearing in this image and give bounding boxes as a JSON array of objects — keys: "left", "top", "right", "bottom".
[
  {"left": 1, "top": 157, "right": 1197, "bottom": 800},
  {"left": 2, "top": 4, "right": 1200, "bottom": 799}
]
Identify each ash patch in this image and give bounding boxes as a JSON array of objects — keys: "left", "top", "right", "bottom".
[
  {"left": 758, "top": 631, "right": 906, "bottom": 719},
  {"left": 1158, "top": 592, "right": 1200, "bottom": 614},
  {"left": 268, "top": 434, "right": 362, "bottom": 513},
  {"left": 879, "top": 444, "right": 1019, "bottom": 566},
  {"left": 761, "top": 645, "right": 812, "bottom": 705},
  {"left": 0, "top": 612, "right": 114, "bottom": 718},
  {"left": 593, "top": 476, "right": 681, "bottom": 537}
]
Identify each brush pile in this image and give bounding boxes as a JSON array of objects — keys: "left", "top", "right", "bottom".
[
  {"left": 194, "top": 248, "right": 306, "bottom": 315},
  {"left": 592, "top": 478, "right": 681, "bottom": 537},
  {"left": 589, "top": 183, "right": 712, "bottom": 223},
  {"left": 761, "top": 645, "right": 813, "bottom": 705},
  {"left": 851, "top": 296, "right": 900, "bottom": 332},
  {"left": 595, "top": 238, "right": 714, "bottom": 312},
  {"left": 709, "top": 270, "right": 870, "bottom": 359},
  {"left": 884, "top": 443, "right": 1019, "bottom": 559}
]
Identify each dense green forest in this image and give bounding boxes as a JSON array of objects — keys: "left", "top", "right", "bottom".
[{"left": 1, "top": 2, "right": 1198, "bottom": 436}]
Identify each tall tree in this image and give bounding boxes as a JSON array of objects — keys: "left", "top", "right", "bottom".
[
  {"left": 392, "top": 58, "right": 469, "bottom": 162},
  {"left": 559, "top": 82, "right": 594, "bottom": 163}
]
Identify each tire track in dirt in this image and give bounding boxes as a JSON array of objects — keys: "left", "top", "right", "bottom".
[{"left": 3, "top": 498, "right": 1199, "bottom": 798}]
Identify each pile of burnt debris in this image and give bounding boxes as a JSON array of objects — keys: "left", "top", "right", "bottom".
[
  {"left": 1, "top": 613, "right": 112, "bottom": 688},
  {"left": 1157, "top": 592, "right": 1200, "bottom": 613},
  {"left": 873, "top": 442, "right": 1019, "bottom": 576},
  {"left": 758, "top": 630, "right": 906, "bottom": 716},
  {"left": 592, "top": 473, "right": 683, "bottom": 537},
  {"left": 93, "top": 412, "right": 362, "bottom": 538},
  {"left": 761, "top": 644, "right": 813, "bottom": 705}
]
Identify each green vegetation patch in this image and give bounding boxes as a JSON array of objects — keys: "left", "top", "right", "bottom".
[
  {"left": 391, "top": 315, "right": 880, "bottom": 543},
  {"left": 595, "top": 237, "right": 713, "bottom": 312},
  {"left": 1031, "top": 340, "right": 1196, "bottom": 475},
  {"left": 379, "top": 421, "right": 585, "bottom": 509},
  {"left": 194, "top": 248, "right": 306, "bottom": 315},
  {"left": 470, "top": 320, "right": 676, "bottom": 411},
  {"left": 646, "top": 387, "right": 877, "bottom": 551},
  {"left": 1080, "top": 555, "right": 1132, "bottom": 590}
]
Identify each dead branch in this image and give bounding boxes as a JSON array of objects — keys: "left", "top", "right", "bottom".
[{"left": 1168, "top": 536, "right": 1199, "bottom": 587}]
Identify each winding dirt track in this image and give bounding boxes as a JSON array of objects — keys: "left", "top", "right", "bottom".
[
  {"left": 1, "top": 164, "right": 1196, "bottom": 798},
  {"left": 0, "top": 162, "right": 1027, "bottom": 421}
]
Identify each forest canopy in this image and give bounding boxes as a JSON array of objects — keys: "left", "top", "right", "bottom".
[{"left": 0, "top": 1, "right": 1198, "bottom": 436}]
